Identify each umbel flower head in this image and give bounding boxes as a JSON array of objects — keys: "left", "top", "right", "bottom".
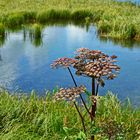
[
  {"left": 54, "top": 85, "right": 86, "bottom": 102},
  {"left": 73, "top": 48, "right": 120, "bottom": 86},
  {"left": 51, "top": 48, "right": 120, "bottom": 87},
  {"left": 51, "top": 57, "right": 77, "bottom": 68}
]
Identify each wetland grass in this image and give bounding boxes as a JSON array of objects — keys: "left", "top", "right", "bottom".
[
  {"left": 0, "top": 0, "right": 140, "bottom": 40},
  {"left": 0, "top": 90, "right": 139, "bottom": 140},
  {"left": 29, "top": 24, "right": 43, "bottom": 47},
  {"left": 0, "top": 23, "right": 5, "bottom": 38}
]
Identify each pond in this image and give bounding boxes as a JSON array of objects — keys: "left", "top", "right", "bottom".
[{"left": 0, "top": 23, "right": 140, "bottom": 106}]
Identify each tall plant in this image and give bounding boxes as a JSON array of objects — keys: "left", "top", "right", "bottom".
[{"left": 51, "top": 48, "right": 120, "bottom": 140}]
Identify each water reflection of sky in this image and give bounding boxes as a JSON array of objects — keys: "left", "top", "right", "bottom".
[{"left": 0, "top": 24, "right": 140, "bottom": 106}]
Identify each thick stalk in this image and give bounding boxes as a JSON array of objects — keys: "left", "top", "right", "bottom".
[
  {"left": 67, "top": 67, "right": 91, "bottom": 116},
  {"left": 73, "top": 102, "right": 86, "bottom": 133}
]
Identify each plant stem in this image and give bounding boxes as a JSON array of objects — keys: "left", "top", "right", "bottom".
[
  {"left": 73, "top": 102, "right": 86, "bottom": 134},
  {"left": 67, "top": 67, "right": 91, "bottom": 116},
  {"left": 91, "top": 77, "right": 96, "bottom": 140},
  {"left": 91, "top": 78, "right": 96, "bottom": 119},
  {"left": 95, "top": 83, "right": 99, "bottom": 96}
]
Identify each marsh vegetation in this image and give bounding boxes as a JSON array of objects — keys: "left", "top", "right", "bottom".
[
  {"left": 0, "top": 0, "right": 140, "bottom": 39},
  {"left": 0, "top": 90, "right": 139, "bottom": 140}
]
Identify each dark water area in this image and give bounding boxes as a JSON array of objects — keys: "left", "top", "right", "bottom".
[{"left": 0, "top": 23, "right": 140, "bottom": 106}]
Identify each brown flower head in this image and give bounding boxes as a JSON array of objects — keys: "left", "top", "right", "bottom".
[
  {"left": 90, "top": 95, "right": 101, "bottom": 103},
  {"left": 54, "top": 85, "right": 86, "bottom": 102},
  {"left": 73, "top": 48, "right": 120, "bottom": 84},
  {"left": 51, "top": 57, "right": 77, "bottom": 68}
]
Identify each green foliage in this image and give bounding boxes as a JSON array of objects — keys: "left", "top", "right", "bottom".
[
  {"left": 71, "top": 10, "right": 92, "bottom": 20},
  {"left": 36, "top": 9, "right": 71, "bottom": 23},
  {"left": 31, "top": 24, "right": 42, "bottom": 39},
  {"left": 0, "top": 90, "right": 139, "bottom": 140},
  {"left": 6, "top": 13, "right": 24, "bottom": 28},
  {"left": 0, "top": 0, "right": 140, "bottom": 39},
  {"left": 29, "top": 24, "right": 43, "bottom": 47},
  {"left": 95, "top": 93, "right": 140, "bottom": 140},
  {"left": 22, "top": 11, "right": 37, "bottom": 23},
  {"left": 0, "top": 23, "right": 5, "bottom": 38}
]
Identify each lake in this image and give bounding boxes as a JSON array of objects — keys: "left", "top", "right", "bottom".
[{"left": 0, "top": 23, "right": 140, "bottom": 106}]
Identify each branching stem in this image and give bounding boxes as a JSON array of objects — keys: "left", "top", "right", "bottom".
[
  {"left": 73, "top": 102, "right": 86, "bottom": 134},
  {"left": 67, "top": 67, "right": 91, "bottom": 116}
]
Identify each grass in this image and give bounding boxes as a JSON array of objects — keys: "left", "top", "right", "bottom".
[
  {"left": 0, "top": 23, "right": 5, "bottom": 38},
  {"left": 28, "top": 24, "right": 43, "bottom": 47},
  {"left": 0, "top": 0, "right": 140, "bottom": 39},
  {"left": 0, "top": 89, "right": 140, "bottom": 140}
]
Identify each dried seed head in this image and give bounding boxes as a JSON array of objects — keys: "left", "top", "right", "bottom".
[
  {"left": 73, "top": 48, "right": 120, "bottom": 80},
  {"left": 51, "top": 57, "right": 77, "bottom": 68},
  {"left": 54, "top": 85, "right": 86, "bottom": 102}
]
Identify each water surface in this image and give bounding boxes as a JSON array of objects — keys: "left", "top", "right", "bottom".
[{"left": 0, "top": 24, "right": 140, "bottom": 106}]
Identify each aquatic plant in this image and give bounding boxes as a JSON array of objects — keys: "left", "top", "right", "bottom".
[
  {"left": 0, "top": 23, "right": 5, "bottom": 38},
  {"left": 71, "top": 10, "right": 92, "bottom": 20},
  {"left": 29, "top": 24, "right": 43, "bottom": 47},
  {"left": 6, "top": 13, "right": 24, "bottom": 28},
  {"left": 0, "top": 0, "right": 140, "bottom": 39},
  {"left": 36, "top": 9, "right": 71, "bottom": 24},
  {"left": 51, "top": 48, "right": 120, "bottom": 140}
]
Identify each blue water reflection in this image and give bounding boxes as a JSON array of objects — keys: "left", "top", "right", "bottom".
[{"left": 0, "top": 24, "right": 140, "bottom": 106}]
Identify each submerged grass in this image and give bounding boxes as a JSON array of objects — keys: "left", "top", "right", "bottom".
[
  {"left": 1, "top": 0, "right": 140, "bottom": 39},
  {"left": 0, "top": 90, "right": 140, "bottom": 140}
]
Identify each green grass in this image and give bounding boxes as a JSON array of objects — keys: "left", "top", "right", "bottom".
[
  {"left": 0, "top": 90, "right": 140, "bottom": 140},
  {"left": 29, "top": 24, "right": 43, "bottom": 47},
  {"left": 0, "top": 0, "right": 140, "bottom": 39},
  {"left": 0, "top": 23, "right": 5, "bottom": 38}
]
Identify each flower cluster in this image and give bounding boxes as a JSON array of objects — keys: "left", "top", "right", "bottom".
[
  {"left": 51, "top": 48, "right": 120, "bottom": 87},
  {"left": 51, "top": 57, "right": 77, "bottom": 68},
  {"left": 73, "top": 48, "right": 120, "bottom": 86},
  {"left": 90, "top": 95, "right": 101, "bottom": 104},
  {"left": 55, "top": 85, "right": 86, "bottom": 102}
]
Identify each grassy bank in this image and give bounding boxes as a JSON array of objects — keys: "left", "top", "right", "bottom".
[
  {"left": 0, "top": 90, "right": 140, "bottom": 140},
  {"left": 0, "top": 0, "right": 140, "bottom": 40}
]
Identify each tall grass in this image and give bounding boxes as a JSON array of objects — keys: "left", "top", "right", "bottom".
[
  {"left": 0, "top": 90, "right": 140, "bottom": 140},
  {"left": 29, "top": 24, "right": 43, "bottom": 47},
  {"left": 0, "top": 23, "right": 5, "bottom": 38},
  {"left": 0, "top": 0, "right": 140, "bottom": 39}
]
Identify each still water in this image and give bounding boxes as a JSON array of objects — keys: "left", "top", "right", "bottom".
[{"left": 0, "top": 24, "right": 140, "bottom": 106}]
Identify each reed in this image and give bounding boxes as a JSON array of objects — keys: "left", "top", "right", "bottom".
[
  {"left": 0, "top": 23, "right": 5, "bottom": 38},
  {"left": 71, "top": 10, "right": 92, "bottom": 20},
  {"left": 31, "top": 24, "right": 42, "bottom": 39},
  {"left": 36, "top": 9, "right": 71, "bottom": 24},
  {"left": 29, "top": 24, "right": 43, "bottom": 47},
  {"left": 6, "top": 13, "right": 25, "bottom": 28}
]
